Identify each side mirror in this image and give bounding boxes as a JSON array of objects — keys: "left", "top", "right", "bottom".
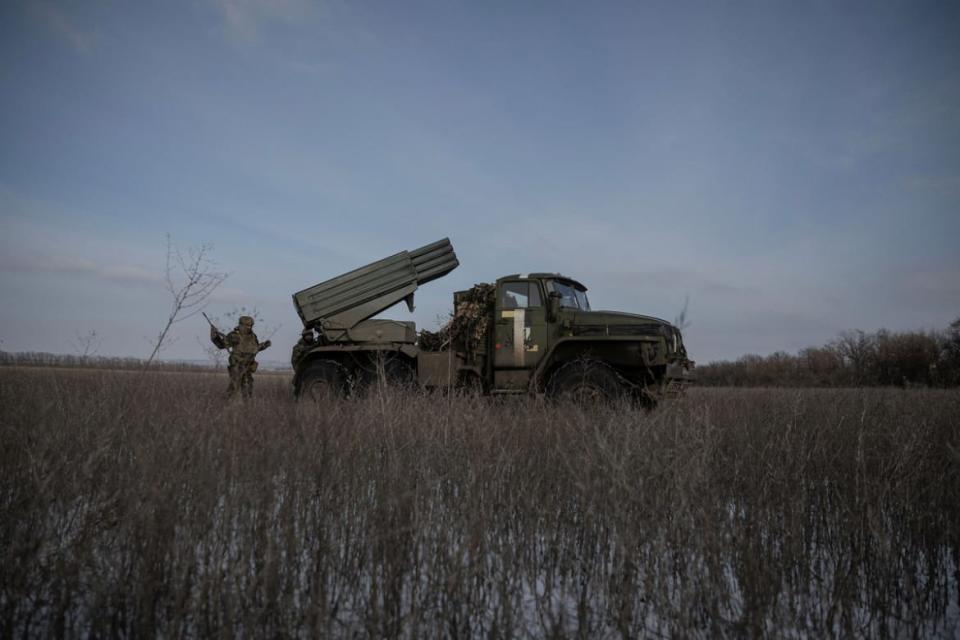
[{"left": 547, "top": 291, "right": 562, "bottom": 322}]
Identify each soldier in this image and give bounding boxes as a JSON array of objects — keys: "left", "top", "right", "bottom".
[
  {"left": 291, "top": 326, "right": 316, "bottom": 369},
  {"left": 210, "top": 315, "right": 272, "bottom": 398}
]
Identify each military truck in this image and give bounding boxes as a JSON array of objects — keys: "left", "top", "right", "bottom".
[{"left": 291, "top": 238, "right": 693, "bottom": 403}]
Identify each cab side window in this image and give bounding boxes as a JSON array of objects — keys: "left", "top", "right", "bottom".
[
  {"left": 501, "top": 281, "right": 542, "bottom": 309},
  {"left": 548, "top": 281, "right": 580, "bottom": 308}
]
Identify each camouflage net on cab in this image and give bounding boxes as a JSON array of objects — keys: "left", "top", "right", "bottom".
[
  {"left": 417, "top": 328, "right": 448, "bottom": 352},
  {"left": 418, "top": 283, "right": 495, "bottom": 354}
]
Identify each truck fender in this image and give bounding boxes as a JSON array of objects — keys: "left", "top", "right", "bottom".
[
  {"left": 294, "top": 344, "right": 414, "bottom": 384},
  {"left": 529, "top": 336, "right": 660, "bottom": 391}
]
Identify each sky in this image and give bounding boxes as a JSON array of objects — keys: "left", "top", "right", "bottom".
[{"left": 1, "top": 0, "right": 958, "bottom": 365}]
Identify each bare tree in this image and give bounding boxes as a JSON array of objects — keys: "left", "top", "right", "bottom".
[
  {"left": 831, "top": 330, "right": 877, "bottom": 385},
  {"left": 673, "top": 294, "right": 691, "bottom": 331},
  {"left": 72, "top": 329, "right": 102, "bottom": 359},
  {"left": 144, "top": 235, "right": 229, "bottom": 370},
  {"left": 938, "top": 316, "right": 960, "bottom": 385}
]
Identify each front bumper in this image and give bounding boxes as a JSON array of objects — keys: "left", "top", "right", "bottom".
[
  {"left": 664, "top": 361, "right": 695, "bottom": 397},
  {"left": 666, "top": 361, "right": 695, "bottom": 382}
]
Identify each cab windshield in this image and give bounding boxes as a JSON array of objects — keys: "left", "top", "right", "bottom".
[{"left": 551, "top": 280, "right": 591, "bottom": 310}]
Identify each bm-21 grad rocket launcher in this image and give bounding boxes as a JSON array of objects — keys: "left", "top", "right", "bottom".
[{"left": 291, "top": 236, "right": 693, "bottom": 406}]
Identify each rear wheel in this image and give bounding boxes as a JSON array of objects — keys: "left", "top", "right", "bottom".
[
  {"left": 546, "top": 360, "right": 626, "bottom": 404},
  {"left": 382, "top": 355, "right": 416, "bottom": 389},
  {"left": 350, "top": 353, "right": 417, "bottom": 394},
  {"left": 296, "top": 359, "right": 348, "bottom": 401}
]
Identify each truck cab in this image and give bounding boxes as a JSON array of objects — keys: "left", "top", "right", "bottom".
[{"left": 488, "top": 274, "right": 693, "bottom": 401}]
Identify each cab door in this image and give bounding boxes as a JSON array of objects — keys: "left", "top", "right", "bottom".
[{"left": 494, "top": 280, "right": 549, "bottom": 390}]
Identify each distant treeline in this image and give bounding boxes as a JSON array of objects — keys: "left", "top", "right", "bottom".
[
  {"left": 697, "top": 317, "right": 960, "bottom": 388},
  {"left": 0, "top": 351, "right": 293, "bottom": 372},
  {"left": 0, "top": 352, "right": 212, "bottom": 372}
]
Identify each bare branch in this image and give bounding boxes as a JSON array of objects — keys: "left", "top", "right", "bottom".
[
  {"left": 71, "top": 329, "right": 101, "bottom": 358},
  {"left": 673, "top": 294, "right": 691, "bottom": 331},
  {"left": 143, "top": 235, "right": 229, "bottom": 371}
]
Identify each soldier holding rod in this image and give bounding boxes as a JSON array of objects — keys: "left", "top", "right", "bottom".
[{"left": 206, "top": 313, "right": 271, "bottom": 398}]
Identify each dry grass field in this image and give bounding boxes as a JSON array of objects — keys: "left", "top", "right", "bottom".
[{"left": 1, "top": 367, "right": 958, "bottom": 638}]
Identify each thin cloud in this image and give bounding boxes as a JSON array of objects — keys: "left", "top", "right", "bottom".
[
  {"left": 893, "top": 268, "right": 960, "bottom": 310},
  {"left": 0, "top": 253, "right": 163, "bottom": 286},
  {"left": 210, "top": 0, "right": 316, "bottom": 40},
  {"left": 907, "top": 174, "right": 960, "bottom": 197},
  {"left": 209, "top": 286, "right": 250, "bottom": 305},
  {"left": 605, "top": 268, "right": 746, "bottom": 296},
  {"left": 0, "top": 253, "right": 252, "bottom": 301},
  {"left": 30, "top": 2, "right": 96, "bottom": 53}
]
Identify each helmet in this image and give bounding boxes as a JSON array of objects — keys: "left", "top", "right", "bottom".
[{"left": 238, "top": 316, "right": 254, "bottom": 327}]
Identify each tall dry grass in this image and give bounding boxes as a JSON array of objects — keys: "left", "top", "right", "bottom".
[{"left": 1, "top": 368, "right": 958, "bottom": 637}]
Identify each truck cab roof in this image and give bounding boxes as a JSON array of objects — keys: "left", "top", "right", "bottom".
[{"left": 497, "top": 273, "right": 588, "bottom": 291}]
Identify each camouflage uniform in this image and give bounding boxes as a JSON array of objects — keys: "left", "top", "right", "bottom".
[
  {"left": 211, "top": 315, "right": 271, "bottom": 398},
  {"left": 291, "top": 327, "right": 316, "bottom": 369}
]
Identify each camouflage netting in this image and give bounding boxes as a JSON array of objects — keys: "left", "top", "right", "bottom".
[
  {"left": 417, "top": 328, "right": 448, "bottom": 352},
  {"left": 418, "top": 283, "right": 495, "bottom": 354}
]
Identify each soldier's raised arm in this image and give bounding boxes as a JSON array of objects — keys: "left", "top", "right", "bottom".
[
  {"left": 210, "top": 325, "right": 228, "bottom": 350},
  {"left": 258, "top": 339, "right": 272, "bottom": 352},
  {"left": 205, "top": 312, "right": 229, "bottom": 349}
]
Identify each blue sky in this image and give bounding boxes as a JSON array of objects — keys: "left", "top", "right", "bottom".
[{"left": 1, "top": 0, "right": 958, "bottom": 364}]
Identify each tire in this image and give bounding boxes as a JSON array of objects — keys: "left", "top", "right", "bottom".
[
  {"left": 382, "top": 355, "right": 416, "bottom": 389},
  {"left": 296, "top": 359, "right": 348, "bottom": 401},
  {"left": 546, "top": 360, "right": 626, "bottom": 404},
  {"left": 350, "top": 353, "right": 417, "bottom": 394}
]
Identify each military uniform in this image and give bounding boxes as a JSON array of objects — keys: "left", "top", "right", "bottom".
[
  {"left": 211, "top": 315, "right": 271, "bottom": 398},
  {"left": 291, "top": 327, "right": 316, "bottom": 369}
]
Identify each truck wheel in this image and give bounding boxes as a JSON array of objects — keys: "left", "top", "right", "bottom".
[
  {"left": 383, "top": 356, "right": 416, "bottom": 388},
  {"left": 296, "top": 359, "right": 348, "bottom": 401},
  {"left": 546, "top": 360, "right": 625, "bottom": 404}
]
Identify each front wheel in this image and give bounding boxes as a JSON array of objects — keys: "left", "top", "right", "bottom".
[
  {"left": 295, "top": 359, "right": 348, "bottom": 401},
  {"left": 545, "top": 360, "right": 626, "bottom": 404}
]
